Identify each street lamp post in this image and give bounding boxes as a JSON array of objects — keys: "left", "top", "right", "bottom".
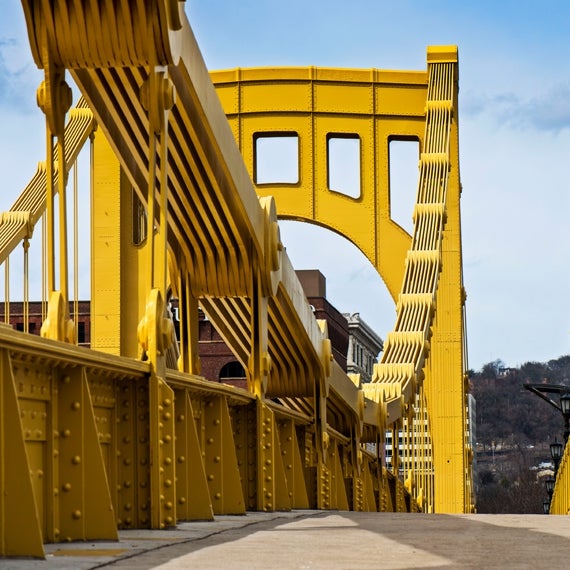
[
  {"left": 550, "top": 438, "right": 563, "bottom": 473},
  {"left": 524, "top": 383, "right": 570, "bottom": 513},
  {"left": 560, "top": 393, "right": 570, "bottom": 442},
  {"left": 545, "top": 475, "right": 555, "bottom": 499},
  {"left": 524, "top": 384, "right": 570, "bottom": 444}
]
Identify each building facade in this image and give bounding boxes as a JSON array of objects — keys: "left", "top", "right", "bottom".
[{"left": 343, "top": 312, "right": 384, "bottom": 385}]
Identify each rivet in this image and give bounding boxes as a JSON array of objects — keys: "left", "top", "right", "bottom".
[
  {"left": 164, "top": 457, "right": 172, "bottom": 465},
  {"left": 63, "top": 483, "right": 72, "bottom": 492},
  {"left": 63, "top": 376, "right": 71, "bottom": 384},
  {"left": 214, "top": 456, "right": 221, "bottom": 463},
  {"left": 62, "top": 429, "right": 71, "bottom": 438},
  {"left": 213, "top": 419, "right": 220, "bottom": 426},
  {"left": 164, "top": 479, "right": 172, "bottom": 487},
  {"left": 179, "top": 497, "right": 187, "bottom": 505},
  {"left": 71, "top": 401, "right": 80, "bottom": 411},
  {"left": 178, "top": 456, "right": 186, "bottom": 463},
  {"left": 124, "top": 503, "right": 132, "bottom": 511},
  {"left": 72, "top": 510, "right": 82, "bottom": 519},
  {"left": 215, "top": 492, "right": 221, "bottom": 499},
  {"left": 165, "top": 516, "right": 173, "bottom": 524},
  {"left": 72, "top": 455, "right": 81, "bottom": 465},
  {"left": 208, "top": 474, "right": 214, "bottom": 481},
  {"left": 163, "top": 399, "right": 172, "bottom": 407},
  {"left": 165, "top": 501, "right": 173, "bottom": 510}
]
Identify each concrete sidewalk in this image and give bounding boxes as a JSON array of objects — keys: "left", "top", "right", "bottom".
[{"left": 3, "top": 511, "right": 570, "bottom": 569}]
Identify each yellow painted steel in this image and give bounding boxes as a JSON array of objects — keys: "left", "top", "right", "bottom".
[
  {"left": 0, "top": 2, "right": 473, "bottom": 558},
  {"left": 211, "top": 49, "right": 471, "bottom": 513}
]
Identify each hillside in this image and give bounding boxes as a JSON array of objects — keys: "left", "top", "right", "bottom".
[{"left": 470, "top": 356, "right": 570, "bottom": 513}]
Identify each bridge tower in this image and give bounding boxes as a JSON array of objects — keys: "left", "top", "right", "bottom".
[{"left": 211, "top": 47, "right": 471, "bottom": 513}]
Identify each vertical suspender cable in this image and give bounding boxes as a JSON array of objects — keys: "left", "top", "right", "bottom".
[
  {"left": 73, "top": 160, "right": 79, "bottom": 343},
  {"left": 23, "top": 238, "right": 29, "bottom": 333},
  {"left": 42, "top": 211, "right": 47, "bottom": 321},
  {"left": 4, "top": 257, "right": 9, "bottom": 324}
]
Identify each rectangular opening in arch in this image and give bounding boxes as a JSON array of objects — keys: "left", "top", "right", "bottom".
[
  {"left": 254, "top": 132, "right": 299, "bottom": 184},
  {"left": 389, "top": 138, "right": 420, "bottom": 234},
  {"left": 327, "top": 134, "right": 361, "bottom": 199}
]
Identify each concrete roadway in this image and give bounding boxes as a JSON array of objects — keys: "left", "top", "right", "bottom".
[{"left": 3, "top": 511, "right": 570, "bottom": 569}]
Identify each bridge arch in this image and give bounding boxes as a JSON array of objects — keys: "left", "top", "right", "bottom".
[{"left": 211, "top": 65, "right": 428, "bottom": 301}]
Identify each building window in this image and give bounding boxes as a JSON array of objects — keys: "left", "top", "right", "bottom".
[
  {"left": 132, "top": 188, "right": 148, "bottom": 245},
  {"left": 219, "top": 361, "right": 246, "bottom": 382},
  {"left": 78, "top": 321, "right": 86, "bottom": 344}
]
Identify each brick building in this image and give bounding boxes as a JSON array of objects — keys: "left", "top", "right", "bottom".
[
  {"left": 1, "top": 300, "right": 91, "bottom": 346},
  {"left": 3, "top": 270, "right": 383, "bottom": 391}
]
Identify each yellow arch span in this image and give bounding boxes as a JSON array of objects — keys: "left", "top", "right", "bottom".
[{"left": 211, "top": 64, "right": 429, "bottom": 300}]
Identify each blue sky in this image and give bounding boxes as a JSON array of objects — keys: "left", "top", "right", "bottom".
[{"left": 2, "top": 2, "right": 570, "bottom": 371}]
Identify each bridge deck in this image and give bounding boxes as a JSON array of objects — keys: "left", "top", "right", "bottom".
[{"left": 4, "top": 511, "right": 570, "bottom": 569}]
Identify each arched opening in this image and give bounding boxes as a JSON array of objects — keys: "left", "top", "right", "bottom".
[
  {"left": 219, "top": 360, "right": 247, "bottom": 383},
  {"left": 278, "top": 220, "right": 395, "bottom": 357}
]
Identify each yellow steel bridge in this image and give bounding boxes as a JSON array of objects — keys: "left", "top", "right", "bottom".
[{"left": 0, "top": 1, "right": 523, "bottom": 558}]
